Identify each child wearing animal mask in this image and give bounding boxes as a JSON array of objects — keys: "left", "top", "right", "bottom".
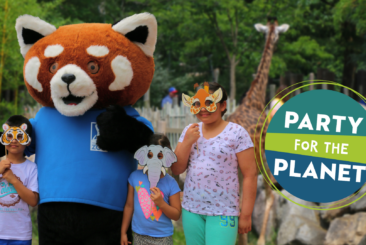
[
  {"left": 121, "top": 134, "right": 181, "bottom": 245},
  {"left": 173, "top": 82, "right": 257, "bottom": 245},
  {"left": 0, "top": 115, "right": 38, "bottom": 245}
]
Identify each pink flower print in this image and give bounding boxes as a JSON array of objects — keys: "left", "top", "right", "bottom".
[
  {"left": 213, "top": 189, "right": 217, "bottom": 192},
  {"left": 220, "top": 170, "right": 224, "bottom": 174},
  {"left": 216, "top": 203, "right": 220, "bottom": 207},
  {"left": 217, "top": 155, "right": 221, "bottom": 159},
  {"left": 209, "top": 157, "right": 215, "bottom": 161},
  {"left": 224, "top": 137, "right": 228, "bottom": 141},
  {"left": 136, "top": 184, "right": 152, "bottom": 219}
]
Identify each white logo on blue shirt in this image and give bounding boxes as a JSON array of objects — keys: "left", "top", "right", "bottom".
[{"left": 90, "top": 123, "right": 106, "bottom": 152}]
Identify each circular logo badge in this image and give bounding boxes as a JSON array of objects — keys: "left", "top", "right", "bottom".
[{"left": 265, "top": 89, "right": 366, "bottom": 203}]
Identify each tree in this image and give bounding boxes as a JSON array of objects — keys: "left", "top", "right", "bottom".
[{"left": 0, "top": 0, "right": 62, "bottom": 124}]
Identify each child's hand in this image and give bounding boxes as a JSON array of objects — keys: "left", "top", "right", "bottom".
[
  {"left": 120, "top": 233, "right": 131, "bottom": 245},
  {"left": 238, "top": 214, "right": 252, "bottom": 234},
  {"left": 2, "top": 169, "right": 18, "bottom": 184},
  {"left": 183, "top": 123, "right": 200, "bottom": 146},
  {"left": 0, "top": 159, "right": 11, "bottom": 174},
  {"left": 150, "top": 187, "right": 165, "bottom": 208}
]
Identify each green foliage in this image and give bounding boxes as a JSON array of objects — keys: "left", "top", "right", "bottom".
[
  {"left": 172, "top": 227, "right": 186, "bottom": 245},
  {"left": 1, "top": 0, "right": 365, "bottom": 119}
]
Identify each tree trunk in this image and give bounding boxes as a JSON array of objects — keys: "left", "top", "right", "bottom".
[{"left": 229, "top": 55, "right": 236, "bottom": 101}]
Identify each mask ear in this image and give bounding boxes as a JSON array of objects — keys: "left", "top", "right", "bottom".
[
  {"left": 16, "top": 15, "right": 56, "bottom": 58},
  {"left": 182, "top": 93, "right": 192, "bottom": 107},
  {"left": 2, "top": 124, "right": 9, "bottom": 132},
  {"left": 162, "top": 147, "right": 177, "bottom": 168},
  {"left": 213, "top": 88, "right": 223, "bottom": 103},
  {"left": 134, "top": 145, "right": 148, "bottom": 165},
  {"left": 20, "top": 123, "right": 28, "bottom": 131},
  {"left": 112, "top": 13, "right": 157, "bottom": 57}
]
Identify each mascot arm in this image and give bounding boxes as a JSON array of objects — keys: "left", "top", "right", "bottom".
[
  {"left": 0, "top": 132, "right": 4, "bottom": 158},
  {"left": 96, "top": 105, "right": 153, "bottom": 153}
]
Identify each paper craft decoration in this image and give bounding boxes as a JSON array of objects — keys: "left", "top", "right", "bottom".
[
  {"left": 134, "top": 145, "right": 177, "bottom": 187},
  {"left": 182, "top": 82, "right": 223, "bottom": 115},
  {"left": 0, "top": 124, "right": 31, "bottom": 146}
]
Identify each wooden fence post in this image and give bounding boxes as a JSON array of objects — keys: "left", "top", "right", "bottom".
[
  {"left": 269, "top": 84, "right": 276, "bottom": 100},
  {"left": 309, "top": 73, "right": 314, "bottom": 90}
]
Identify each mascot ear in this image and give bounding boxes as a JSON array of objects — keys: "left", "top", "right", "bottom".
[
  {"left": 15, "top": 15, "right": 56, "bottom": 58},
  {"left": 112, "top": 13, "right": 157, "bottom": 57}
]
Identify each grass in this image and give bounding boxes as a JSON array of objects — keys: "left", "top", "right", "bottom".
[{"left": 31, "top": 210, "right": 38, "bottom": 245}]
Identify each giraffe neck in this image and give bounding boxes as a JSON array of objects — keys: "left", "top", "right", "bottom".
[{"left": 245, "top": 26, "right": 276, "bottom": 107}]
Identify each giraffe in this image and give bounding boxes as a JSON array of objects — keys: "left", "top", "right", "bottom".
[{"left": 227, "top": 17, "right": 289, "bottom": 245}]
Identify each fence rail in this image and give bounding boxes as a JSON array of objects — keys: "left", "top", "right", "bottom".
[{"left": 135, "top": 100, "right": 238, "bottom": 149}]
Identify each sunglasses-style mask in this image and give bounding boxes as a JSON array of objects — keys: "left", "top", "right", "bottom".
[
  {"left": 0, "top": 123, "right": 31, "bottom": 146},
  {"left": 182, "top": 82, "right": 223, "bottom": 115}
]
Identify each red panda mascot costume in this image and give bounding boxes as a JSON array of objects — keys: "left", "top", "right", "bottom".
[{"left": 2, "top": 13, "right": 157, "bottom": 244}]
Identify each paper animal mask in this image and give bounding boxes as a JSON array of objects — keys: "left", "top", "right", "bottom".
[
  {"left": 134, "top": 145, "right": 177, "bottom": 187},
  {"left": 182, "top": 82, "right": 223, "bottom": 114},
  {"left": 0, "top": 124, "right": 31, "bottom": 145}
]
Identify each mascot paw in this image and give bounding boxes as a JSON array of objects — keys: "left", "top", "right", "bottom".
[{"left": 96, "top": 106, "right": 153, "bottom": 153}]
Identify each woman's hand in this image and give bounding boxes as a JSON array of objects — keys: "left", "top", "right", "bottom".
[
  {"left": 120, "top": 233, "right": 131, "bottom": 245},
  {"left": 183, "top": 123, "right": 200, "bottom": 146},
  {"left": 238, "top": 214, "right": 252, "bottom": 234},
  {"left": 150, "top": 187, "right": 165, "bottom": 208}
]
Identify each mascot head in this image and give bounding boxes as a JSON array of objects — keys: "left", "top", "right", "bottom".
[{"left": 15, "top": 13, "right": 157, "bottom": 117}]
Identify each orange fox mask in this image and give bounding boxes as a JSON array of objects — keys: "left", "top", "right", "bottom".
[{"left": 182, "top": 83, "right": 223, "bottom": 114}]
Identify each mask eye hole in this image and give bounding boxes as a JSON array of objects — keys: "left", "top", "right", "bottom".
[
  {"left": 50, "top": 63, "right": 59, "bottom": 74},
  {"left": 148, "top": 151, "right": 153, "bottom": 159},
  {"left": 158, "top": 152, "right": 163, "bottom": 159},
  {"left": 87, "top": 61, "right": 99, "bottom": 74},
  {"left": 6, "top": 133, "right": 13, "bottom": 141},
  {"left": 205, "top": 100, "right": 213, "bottom": 107},
  {"left": 17, "top": 134, "right": 23, "bottom": 141},
  {"left": 193, "top": 101, "right": 201, "bottom": 108}
]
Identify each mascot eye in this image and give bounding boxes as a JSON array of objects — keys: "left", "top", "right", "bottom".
[
  {"left": 87, "top": 61, "right": 99, "bottom": 74},
  {"left": 49, "top": 63, "right": 59, "bottom": 74},
  {"left": 148, "top": 151, "right": 153, "bottom": 159},
  {"left": 158, "top": 152, "right": 163, "bottom": 159}
]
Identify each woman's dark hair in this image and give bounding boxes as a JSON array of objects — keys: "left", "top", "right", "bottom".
[
  {"left": 275, "top": 85, "right": 291, "bottom": 102},
  {"left": 209, "top": 82, "right": 228, "bottom": 116},
  {"left": 5, "top": 115, "right": 32, "bottom": 136},
  {"left": 148, "top": 134, "right": 172, "bottom": 150}
]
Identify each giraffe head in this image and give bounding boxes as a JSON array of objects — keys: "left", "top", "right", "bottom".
[
  {"left": 182, "top": 82, "right": 223, "bottom": 115},
  {"left": 254, "top": 17, "right": 289, "bottom": 43}
]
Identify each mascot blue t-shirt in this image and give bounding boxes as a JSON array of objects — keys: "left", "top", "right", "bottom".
[{"left": 25, "top": 106, "right": 153, "bottom": 211}]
